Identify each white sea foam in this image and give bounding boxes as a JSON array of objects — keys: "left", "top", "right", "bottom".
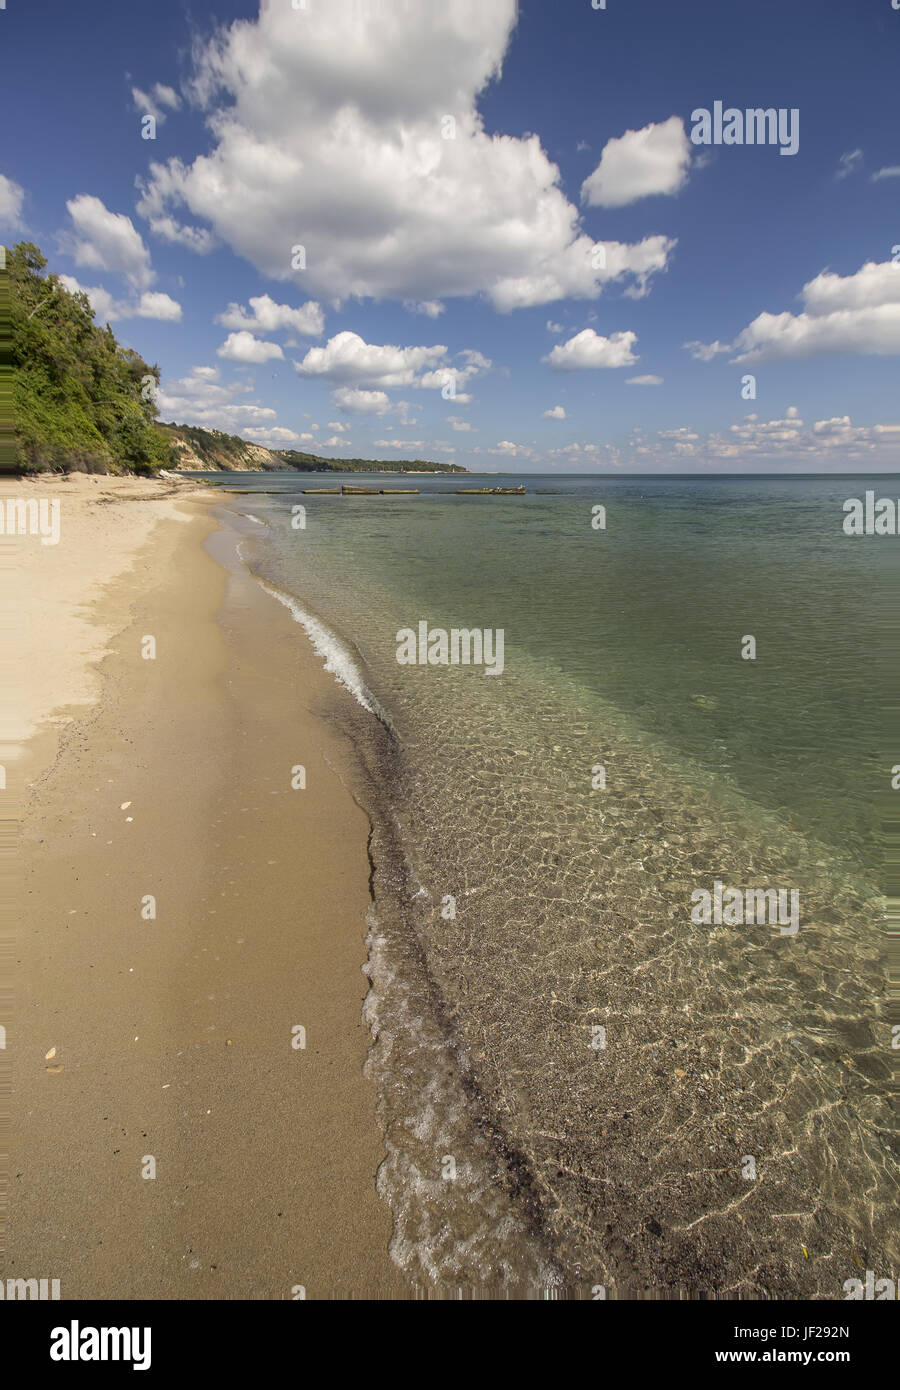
[
  {"left": 363, "top": 903, "right": 558, "bottom": 1294},
  {"left": 242, "top": 512, "right": 266, "bottom": 526},
  {"left": 259, "top": 579, "right": 389, "bottom": 724}
]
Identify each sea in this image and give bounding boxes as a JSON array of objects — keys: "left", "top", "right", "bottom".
[{"left": 202, "top": 470, "right": 897, "bottom": 1299}]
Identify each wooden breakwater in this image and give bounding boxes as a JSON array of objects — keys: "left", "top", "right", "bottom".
[
  {"left": 228, "top": 484, "right": 526, "bottom": 497},
  {"left": 290, "top": 484, "right": 528, "bottom": 497},
  {"left": 336, "top": 485, "right": 421, "bottom": 495},
  {"left": 455, "top": 485, "right": 526, "bottom": 495}
]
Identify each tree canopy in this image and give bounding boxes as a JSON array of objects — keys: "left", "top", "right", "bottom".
[{"left": 6, "top": 241, "right": 173, "bottom": 474}]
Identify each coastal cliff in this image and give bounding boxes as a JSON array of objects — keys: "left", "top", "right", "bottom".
[{"left": 159, "top": 423, "right": 466, "bottom": 474}]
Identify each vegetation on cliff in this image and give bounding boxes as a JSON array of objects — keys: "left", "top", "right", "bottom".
[{"left": 8, "top": 242, "right": 172, "bottom": 474}]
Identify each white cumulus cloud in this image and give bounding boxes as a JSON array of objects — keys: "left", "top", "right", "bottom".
[
  {"left": 134, "top": 0, "right": 675, "bottom": 309},
  {"left": 136, "top": 291, "right": 182, "bottom": 321},
  {"left": 330, "top": 386, "right": 392, "bottom": 415},
  {"left": 218, "top": 331, "right": 285, "bottom": 363},
  {"left": 243, "top": 426, "right": 301, "bottom": 444},
  {"left": 0, "top": 173, "right": 24, "bottom": 230},
  {"left": 683, "top": 339, "right": 731, "bottom": 362},
  {"left": 58, "top": 274, "right": 182, "bottom": 323},
  {"left": 690, "top": 259, "right": 900, "bottom": 364},
  {"left": 66, "top": 194, "right": 154, "bottom": 290},
  {"left": 218, "top": 293, "right": 324, "bottom": 336},
  {"left": 582, "top": 117, "right": 692, "bottom": 208},
  {"left": 544, "top": 328, "right": 638, "bottom": 370},
  {"left": 294, "top": 330, "right": 446, "bottom": 386},
  {"left": 490, "top": 440, "right": 535, "bottom": 458},
  {"left": 156, "top": 365, "right": 279, "bottom": 432}
]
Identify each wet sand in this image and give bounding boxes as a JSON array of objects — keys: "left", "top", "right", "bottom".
[{"left": 4, "top": 477, "right": 404, "bottom": 1298}]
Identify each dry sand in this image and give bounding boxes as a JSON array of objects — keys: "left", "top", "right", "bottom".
[{"left": 2, "top": 474, "right": 405, "bottom": 1298}]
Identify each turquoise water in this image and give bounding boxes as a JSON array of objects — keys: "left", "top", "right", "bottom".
[{"left": 218, "top": 472, "right": 897, "bottom": 1296}]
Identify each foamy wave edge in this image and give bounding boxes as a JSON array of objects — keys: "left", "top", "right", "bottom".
[{"left": 258, "top": 578, "right": 393, "bottom": 728}]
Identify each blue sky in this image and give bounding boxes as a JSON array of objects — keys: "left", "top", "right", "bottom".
[{"left": 2, "top": 0, "right": 899, "bottom": 471}]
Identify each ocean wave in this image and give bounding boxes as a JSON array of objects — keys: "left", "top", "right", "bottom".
[{"left": 258, "top": 578, "right": 393, "bottom": 728}]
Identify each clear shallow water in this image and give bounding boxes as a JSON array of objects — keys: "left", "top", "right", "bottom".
[{"left": 215, "top": 472, "right": 897, "bottom": 1297}]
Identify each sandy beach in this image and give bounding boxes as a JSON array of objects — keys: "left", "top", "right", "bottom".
[{"left": 2, "top": 475, "right": 405, "bottom": 1299}]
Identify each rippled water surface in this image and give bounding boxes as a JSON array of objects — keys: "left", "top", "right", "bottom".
[{"left": 217, "top": 472, "right": 897, "bottom": 1297}]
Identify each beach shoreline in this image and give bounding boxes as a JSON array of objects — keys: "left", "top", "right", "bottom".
[
  {"left": 4, "top": 475, "right": 405, "bottom": 1298},
  {"left": 6, "top": 473, "right": 895, "bottom": 1301}
]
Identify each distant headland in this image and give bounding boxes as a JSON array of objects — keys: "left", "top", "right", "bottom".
[{"left": 159, "top": 424, "right": 467, "bottom": 475}]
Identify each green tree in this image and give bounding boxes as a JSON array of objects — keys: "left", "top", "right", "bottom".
[{"left": 5, "top": 240, "right": 175, "bottom": 474}]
